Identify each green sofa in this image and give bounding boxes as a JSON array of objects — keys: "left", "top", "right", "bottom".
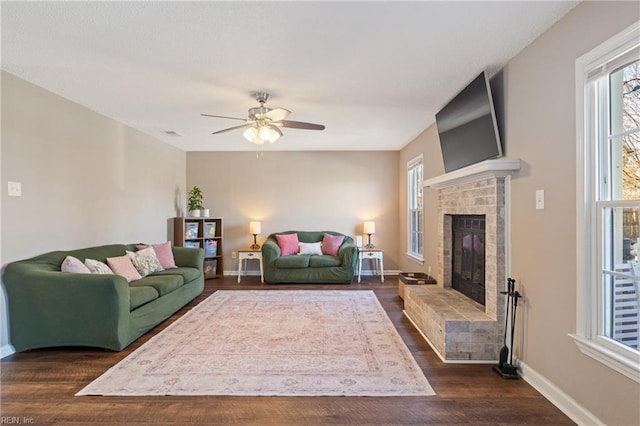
[
  {"left": 262, "top": 231, "right": 357, "bottom": 284},
  {"left": 2, "top": 244, "right": 204, "bottom": 352}
]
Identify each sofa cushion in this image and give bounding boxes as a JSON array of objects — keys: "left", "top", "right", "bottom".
[
  {"left": 151, "top": 266, "right": 201, "bottom": 283},
  {"left": 129, "top": 286, "right": 160, "bottom": 310},
  {"left": 276, "top": 233, "right": 300, "bottom": 256},
  {"left": 275, "top": 255, "right": 310, "bottom": 269},
  {"left": 130, "top": 274, "right": 183, "bottom": 297},
  {"left": 309, "top": 255, "right": 342, "bottom": 268}
]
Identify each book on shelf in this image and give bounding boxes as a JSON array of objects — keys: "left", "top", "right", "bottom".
[
  {"left": 184, "top": 241, "right": 200, "bottom": 249},
  {"left": 203, "top": 259, "right": 217, "bottom": 277},
  {"left": 205, "top": 239, "right": 218, "bottom": 257},
  {"left": 204, "top": 222, "right": 217, "bottom": 238},
  {"left": 185, "top": 222, "right": 199, "bottom": 239}
]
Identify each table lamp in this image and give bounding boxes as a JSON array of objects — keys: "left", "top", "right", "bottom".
[
  {"left": 249, "top": 221, "right": 262, "bottom": 250},
  {"left": 363, "top": 221, "right": 376, "bottom": 249}
]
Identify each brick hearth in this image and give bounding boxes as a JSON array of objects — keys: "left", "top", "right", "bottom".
[{"left": 404, "top": 285, "right": 499, "bottom": 361}]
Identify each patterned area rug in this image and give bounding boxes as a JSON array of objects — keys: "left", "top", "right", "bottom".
[{"left": 77, "top": 290, "right": 435, "bottom": 396}]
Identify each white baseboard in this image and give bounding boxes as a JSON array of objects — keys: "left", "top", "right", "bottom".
[
  {"left": 1, "top": 344, "right": 15, "bottom": 359},
  {"left": 224, "top": 270, "right": 401, "bottom": 277},
  {"left": 405, "top": 309, "right": 602, "bottom": 423},
  {"left": 517, "top": 360, "right": 603, "bottom": 425},
  {"left": 225, "top": 270, "right": 261, "bottom": 277}
]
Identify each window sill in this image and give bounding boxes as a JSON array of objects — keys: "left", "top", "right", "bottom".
[
  {"left": 405, "top": 253, "right": 424, "bottom": 264},
  {"left": 569, "top": 333, "right": 640, "bottom": 383}
]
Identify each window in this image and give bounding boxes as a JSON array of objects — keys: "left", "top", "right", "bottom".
[
  {"left": 407, "top": 155, "right": 423, "bottom": 261},
  {"left": 573, "top": 23, "right": 640, "bottom": 383}
]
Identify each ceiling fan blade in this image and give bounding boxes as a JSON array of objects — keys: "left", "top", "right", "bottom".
[
  {"left": 279, "top": 120, "right": 326, "bottom": 131},
  {"left": 211, "top": 123, "right": 253, "bottom": 135},
  {"left": 201, "top": 113, "right": 248, "bottom": 122},
  {"left": 264, "top": 108, "right": 291, "bottom": 122}
]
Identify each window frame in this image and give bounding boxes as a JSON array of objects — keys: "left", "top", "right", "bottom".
[
  {"left": 572, "top": 22, "right": 640, "bottom": 383},
  {"left": 407, "top": 155, "right": 424, "bottom": 262}
]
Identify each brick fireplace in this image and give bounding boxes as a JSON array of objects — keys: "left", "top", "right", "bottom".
[{"left": 403, "top": 159, "right": 520, "bottom": 362}]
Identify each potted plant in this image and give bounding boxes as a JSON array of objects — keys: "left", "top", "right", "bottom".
[{"left": 187, "top": 186, "right": 205, "bottom": 217}]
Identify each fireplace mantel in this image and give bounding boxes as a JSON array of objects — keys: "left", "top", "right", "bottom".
[{"left": 423, "top": 159, "right": 521, "bottom": 189}]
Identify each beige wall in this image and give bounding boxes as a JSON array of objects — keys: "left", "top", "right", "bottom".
[
  {"left": 507, "top": 3, "right": 639, "bottom": 425},
  {"left": 399, "top": 2, "right": 640, "bottom": 425},
  {"left": 0, "top": 71, "right": 186, "bottom": 353},
  {"left": 186, "top": 151, "right": 399, "bottom": 273}
]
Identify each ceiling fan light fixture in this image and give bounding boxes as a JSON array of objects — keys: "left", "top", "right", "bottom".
[
  {"left": 258, "top": 125, "right": 273, "bottom": 141},
  {"left": 269, "top": 125, "right": 283, "bottom": 144},
  {"left": 257, "top": 124, "right": 282, "bottom": 144},
  {"left": 243, "top": 127, "right": 259, "bottom": 143},
  {"left": 203, "top": 92, "right": 324, "bottom": 145}
]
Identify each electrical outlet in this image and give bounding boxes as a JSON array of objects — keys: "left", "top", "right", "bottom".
[
  {"left": 8, "top": 181, "right": 22, "bottom": 197},
  {"left": 232, "top": 251, "right": 237, "bottom": 259}
]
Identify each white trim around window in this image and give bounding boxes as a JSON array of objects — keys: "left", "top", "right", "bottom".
[
  {"left": 407, "top": 155, "right": 424, "bottom": 262},
  {"left": 572, "top": 21, "right": 640, "bottom": 384}
]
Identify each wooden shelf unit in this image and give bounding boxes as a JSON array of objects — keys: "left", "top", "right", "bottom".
[{"left": 173, "top": 217, "right": 223, "bottom": 279}]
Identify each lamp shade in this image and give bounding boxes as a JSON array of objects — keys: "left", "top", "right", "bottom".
[
  {"left": 363, "top": 221, "right": 376, "bottom": 234},
  {"left": 249, "top": 221, "right": 262, "bottom": 235}
]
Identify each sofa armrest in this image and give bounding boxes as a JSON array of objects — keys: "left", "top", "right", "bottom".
[
  {"left": 261, "top": 239, "right": 281, "bottom": 265},
  {"left": 338, "top": 239, "right": 358, "bottom": 269},
  {"left": 3, "top": 264, "right": 132, "bottom": 351},
  {"left": 171, "top": 246, "right": 204, "bottom": 270}
]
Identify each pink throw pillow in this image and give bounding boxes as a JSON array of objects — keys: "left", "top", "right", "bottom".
[
  {"left": 321, "top": 234, "right": 345, "bottom": 256},
  {"left": 276, "top": 233, "right": 300, "bottom": 256},
  {"left": 107, "top": 255, "right": 142, "bottom": 282},
  {"left": 137, "top": 241, "right": 177, "bottom": 269}
]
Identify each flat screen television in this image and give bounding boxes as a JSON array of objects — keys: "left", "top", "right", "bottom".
[{"left": 435, "top": 72, "right": 503, "bottom": 173}]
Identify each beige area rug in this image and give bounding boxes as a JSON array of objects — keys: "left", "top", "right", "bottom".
[{"left": 77, "top": 290, "right": 435, "bottom": 396}]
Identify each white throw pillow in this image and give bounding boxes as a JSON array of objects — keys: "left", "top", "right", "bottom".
[
  {"left": 84, "top": 258, "right": 114, "bottom": 275},
  {"left": 61, "top": 256, "right": 91, "bottom": 274},
  {"left": 298, "top": 242, "right": 323, "bottom": 255}
]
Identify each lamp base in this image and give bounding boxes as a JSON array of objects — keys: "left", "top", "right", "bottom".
[
  {"left": 364, "top": 233, "right": 374, "bottom": 249},
  {"left": 250, "top": 234, "right": 260, "bottom": 251}
]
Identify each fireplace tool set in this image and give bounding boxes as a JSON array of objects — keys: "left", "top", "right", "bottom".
[{"left": 493, "top": 277, "right": 521, "bottom": 379}]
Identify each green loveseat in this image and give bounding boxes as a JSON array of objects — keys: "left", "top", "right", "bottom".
[
  {"left": 262, "top": 231, "right": 357, "bottom": 284},
  {"left": 2, "top": 244, "right": 204, "bottom": 352}
]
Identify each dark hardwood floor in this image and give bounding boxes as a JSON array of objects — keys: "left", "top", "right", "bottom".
[{"left": 1, "top": 276, "right": 574, "bottom": 425}]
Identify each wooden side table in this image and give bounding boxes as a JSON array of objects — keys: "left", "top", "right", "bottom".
[
  {"left": 237, "top": 250, "right": 263, "bottom": 283},
  {"left": 358, "top": 249, "right": 384, "bottom": 283}
]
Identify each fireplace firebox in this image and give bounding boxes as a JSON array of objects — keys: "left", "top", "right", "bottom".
[{"left": 451, "top": 215, "right": 486, "bottom": 305}]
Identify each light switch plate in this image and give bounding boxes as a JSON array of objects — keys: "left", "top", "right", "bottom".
[{"left": 536, "top": 189, "right": 544, "bottom": 209}]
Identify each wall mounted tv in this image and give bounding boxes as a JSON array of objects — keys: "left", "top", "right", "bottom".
[{"left": 435, "top": 71, "right": 503, "bottom": 173}]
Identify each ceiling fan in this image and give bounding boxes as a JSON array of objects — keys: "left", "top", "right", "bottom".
[{"left": 201, "top": 92, "right": 325, "bottom": 145}]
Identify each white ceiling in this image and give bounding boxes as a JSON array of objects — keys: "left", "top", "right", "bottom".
[{"left": 1, "top": 1, "right": 579, "bottom": 152}]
